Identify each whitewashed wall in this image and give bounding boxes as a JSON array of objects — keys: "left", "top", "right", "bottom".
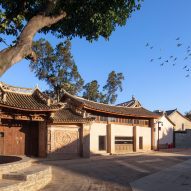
[
  {"left": 168, "top": 112, "right": 191, "bottom": 131},
  {"left": 154, "top": 116, "right": 174, "bottom": 147},
  {"left": 90, "top": 122, "right": 107, "bottom": 154},
  {"left": 136, "top": 126, "right": 151, "bottom": 151}
]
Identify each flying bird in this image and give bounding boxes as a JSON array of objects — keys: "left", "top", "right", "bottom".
[
  {"left": 187, "top": 49, "right": 190, "bottom": 53},
  {"left": 186, "top": 74, "right": 190, "bottom": 78},
  {"left": 174, "top": 57, "right": 178, "bottom": 61},
  {"left": 150, "top": 59, "right": 154, "bottom": 62},
  {"left": 187, "top": 46, "right": 190, "bottom": 49},
  {"left": 188, "top": 53, "right": 191, "bottom": 56},
  {"left": 158, "top": 57, "right": 162, "bottom": 60},
  {"left": 150, "top": 46, "right": 154, "bottom": 49},
  {"left": 184, "top": 57, "right": 188, "bottom": 60},
  {"left": 160, "top": 63, "right": 164, "bottom": 66},
  {"left": 176, "top": 37, "right": 180, "bottom": 40},
  {"left": 173, "top": 63, "right": 176, "bottom": 66},
  {"left": 177, "top": 43, "right": 182, "bottom": 47},
  {"left": 165, "top": 60, "right": 169, "bottom": 63},
  {"left": 183, "top": 65, "right": 187, "bottom": 69},
  {"left": 145, "top": 43, "right": 149, "bottom": 47},
  {"left": 170, "top": 56, "right": 173, "bottom": 59},
  {"left": 186, "top": 69, "right": 190, "bottom": 72}
]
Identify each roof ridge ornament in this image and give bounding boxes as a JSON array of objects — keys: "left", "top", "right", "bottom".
[{"left": 0, "top": 82, "right": 33, "bottom": 94}]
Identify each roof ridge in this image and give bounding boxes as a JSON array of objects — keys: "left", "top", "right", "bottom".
[
  {"left": 0, "top": 82, "right": 33, "bottom": 95},
  {"left": 64, "top": 91, "right": 144, "bottom": 109}
]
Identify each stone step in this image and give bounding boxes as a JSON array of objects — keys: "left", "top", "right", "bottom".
[
  {"left": 2, "top": 164, "right": 51, "bottom": 181},
  {"left": 0, "top": 156, "right": 32, "bottom": 178},
  {"left": 0, "top": 179, "right": 22, "bottom": 191}
]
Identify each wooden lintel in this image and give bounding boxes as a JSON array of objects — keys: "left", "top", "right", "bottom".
[{"left": 0, "top": 112, "right": 44, "bottom": 121}]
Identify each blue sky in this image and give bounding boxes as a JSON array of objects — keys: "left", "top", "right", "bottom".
[{"left": 1, "top": 0, "right": 191, "bottom": 113}]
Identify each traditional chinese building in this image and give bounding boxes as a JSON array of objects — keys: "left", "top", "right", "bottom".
[
  {"left": 0, "top": 82, "right": 159, "bottom": 158},
  {"left": 0, "top": 82, "right": 60, "bottom": 157},
  {"left": 48, "top": 93, "right": 159, "bottom": 158}
]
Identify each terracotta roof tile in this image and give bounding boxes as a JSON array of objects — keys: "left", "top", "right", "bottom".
[
  {"left": 0, "top": 82, "right": 59, "bottom": 111},
  {"left": 52, "top": 108, "right": 94, "bottom": 123},
  {"left": 62, "top": 92, "right": 159, "bottom": 119}
]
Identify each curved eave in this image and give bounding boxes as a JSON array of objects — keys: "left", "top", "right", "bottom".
[
  {"left": 83, "top": 106, "right": 159, "bottom": 119},
  {"left": 0, "top": 103, "right": 59, "bottom": 112}
]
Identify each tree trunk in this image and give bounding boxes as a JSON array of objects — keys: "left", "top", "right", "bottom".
[{"left": 0, "top": 12, "right": 66, "bottom": 76}]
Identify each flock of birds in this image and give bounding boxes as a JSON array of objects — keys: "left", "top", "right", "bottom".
[{"left": 146, "top": 37, "right": 191, "bottom": 77}]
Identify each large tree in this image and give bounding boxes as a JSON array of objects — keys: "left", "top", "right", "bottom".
[
  {"left": 83, "top": 80, "right": 101, "bottom": 102},
  {"left": 0, "top": 0, "right": 142, "bottom": 76},
  {"left": 103, "top": 71, "right": 124, "bottom": 104},
  {"left": 30, "top": 38, "right": 84, "bottom": 101},
  {"left": 82, "top": 71, "right": 124, "bottom": 104}
]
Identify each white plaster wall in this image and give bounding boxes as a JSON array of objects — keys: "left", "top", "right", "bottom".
[
  {"left": 90, "top": 123, "right": 107, "bottom": 154},
  {"left": 168, "top": 112, "right": 191, "bottom": 131},
  {"left": 110, "top": 124, "right": 133, "bottom": 153},
  {"left": 136, "top": 126, "right": 151, "bottom": 151},
  {"left": 154, "top": 116, "right": 174, "bottom": 147}
]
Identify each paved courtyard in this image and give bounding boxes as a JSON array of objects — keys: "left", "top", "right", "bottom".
[{"left": 40, "top": 150, "right": 191, "bottom": 191}]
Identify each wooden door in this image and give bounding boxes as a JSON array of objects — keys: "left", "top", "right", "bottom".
[
  {"left": 115, "top": 136, "right": 133, "bottom": 153},
  {"left": 0, "top": 126, "right": 4, "bottom": 155},
  {"left": 0, "top": 122, "right": 39, "bottom": 156},
  {"left": 24, "top": 122, "right": 39, "bottom": 157},
  {"left": 3, "top": 125, "right": 25, "bottom": 155}
]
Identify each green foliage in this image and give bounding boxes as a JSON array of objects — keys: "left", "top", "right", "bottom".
[
  {"left": 83, "top": 80, "right": 101, "bottom": 102},
  {"left": 83, "top": 71, "right": 124, "bottom": 104},
  {"left": 30, "top": 38, "right": 84, "bottom": 101},
  {"left": 0, "top": 0, "right": 143, "bottom": 42},
  {"left": 103, "top": 71, "right": 124, "bottom": 104},
  {"left": 185, "top": 111, "right": 191, "bottom": 121}
]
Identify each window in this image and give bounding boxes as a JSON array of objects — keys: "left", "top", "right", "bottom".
[
  {"left": 100, "top": 116, "right": 108, "bottom": 122},
  {"left": 128, "top": 119, "right": 133, "bottom": 124},
  {"left": 115, "top": 136, "right": 133, "bottom": 144},
  {"left": 108, "top": 117, "right": 116, "bottom": 122},
  {"left": 134, "top": 119, "right": 139, "bottom": 125},
  {"left": 99, "top": 136, "right": 106, "bottom": 150}
]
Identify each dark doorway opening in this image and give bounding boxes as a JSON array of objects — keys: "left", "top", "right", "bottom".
[
  {"left": 99, "top": 136, "right": 106, "bottom": 150},
  {"left": 139, "top": 136, "right": 143, "bottom": 149}
]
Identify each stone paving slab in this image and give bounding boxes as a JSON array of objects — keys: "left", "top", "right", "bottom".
[{"left": 130, "top": 159, "right": 191, "bottom": 191}]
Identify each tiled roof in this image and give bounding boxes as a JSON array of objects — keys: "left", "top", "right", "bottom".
[
  {"left": 61, "top": 92, "right": 159, "bottom": 119},
  {"left": 0, "top": 82, "right": 59, "bottom": 111},
  {"left": 166, "top": 109, "right": 177, "bottom": 116},
  {"left": 52, "top": 108, "right": 94, "bottom": 123},
  {"left": 117, "top": 99, "right": 141, "bottom": 108},
  {"left": 154, "top": 110, "right": 165, "bottom": 117}
]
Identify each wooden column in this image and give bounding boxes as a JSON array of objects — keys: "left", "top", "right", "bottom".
[
  {"left": 150, "top": 119, "right": 155, "bottom": 150},
  {"left": 133, "top": 126, "right": 137, "bottom": 152},
  {"left": 82, "top": 123, "right": 91, "bottom": 158},
  {"left": 107, "top": 124, "right": 112, "bottom": 154},
  {"left": 38, "top": 121, "right": 47, "bottom": 157}
]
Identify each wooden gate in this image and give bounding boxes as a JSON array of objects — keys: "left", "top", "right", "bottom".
[
  {"left": 0, "top": 121, "right": 39, "bottom": 156},
  {"left": 115, "top": 136, "right": 133, "bottom": 153}
]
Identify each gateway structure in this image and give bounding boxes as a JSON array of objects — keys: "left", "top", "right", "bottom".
[{"left": 0, "top": 82, "right": 159, "bottom": 158}]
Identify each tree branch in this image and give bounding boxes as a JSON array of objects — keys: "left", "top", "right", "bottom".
[{"left": 0, "top": 12, "right": 66, "bottom": 76}]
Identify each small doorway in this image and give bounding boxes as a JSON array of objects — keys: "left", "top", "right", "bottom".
[
  {"left": 139, "top": 137, "right": 143, "bottom": 149},
  {"left": 0, "top": 131, "right": 4, "bottom": 155},
  {"left": 99, "top": 136, "right": 106, "bottom": 151}
]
